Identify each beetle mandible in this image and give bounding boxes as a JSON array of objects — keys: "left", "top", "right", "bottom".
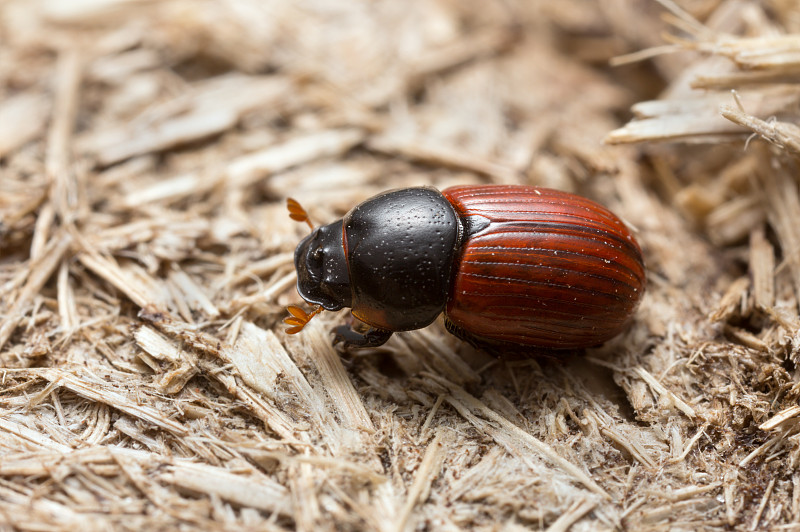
[{"left": 284, "top": 185, "right": 645, "bottom": 351}]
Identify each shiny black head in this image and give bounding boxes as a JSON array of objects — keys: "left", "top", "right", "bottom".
[{"left": 294, "top": 220, "right": 352, "bottom": 311}]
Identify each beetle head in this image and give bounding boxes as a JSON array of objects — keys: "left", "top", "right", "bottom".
[{"left": 294, "top": 220, "right": 352, "bottom": 311}]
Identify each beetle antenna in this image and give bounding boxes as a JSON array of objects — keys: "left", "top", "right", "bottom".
[
  {"left": 284, "top": 304, "right": 324, "bottom": 334},
  {"left": 287, "top": 198, "right": 314, "bottom": 230}
]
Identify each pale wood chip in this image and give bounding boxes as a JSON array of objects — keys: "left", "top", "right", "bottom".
[
  {"left": 56, "top": 260, "right": 77, "bottom": 333},
  {"left": 38, "top": 368, "right": 189, "bottom": 436},
  {"left": 0, "top": 484, "right": 90, "bottom": 529},
  {"left": 400, "top": 328, "right": 480, "bottom": 387},
  {"left": 632, "top": 366, "right": 696, "bottom": 419},
  {"left": 367, "top": 134, "right": 520, "bottom": 183},
  {"left": 248, "top": 450, "right": 386, "bottom": 485},
  {"left": 750, "top": 227, "right": 775, "bottom": 310},
  {"left": 706, "top": 196, "right": 765, "bottom": 247},
  {"left": 763, "top": 167, "right": 800, "bottom": 314},
  {"left": 168, "top": 266, "right": 219, "bottom": 318},
  {"left": 289, "top": 461, "right": 321, "bottom": 530},
  {"left": 227, "top": 128, "right": 366, "bottom": 188},
  {"left": 99, "top": 108, "right": 238, "bottom": 166},
  {"left": 691, "top": 34, "right": 800, "bottom": 70},
  {"left": 606, "top": 114, "right": 744, "bottom": 144},
  {"left": 751, "top": 478, "right": 776, "bottom": 531},
  {"left": 87, "top": 218, "right": 210, "bottom": 255},
  {"left": 121, "top": 171, "right": 214, "bottom": 208},
  {"left": 669, "top": 423, "right": 710, "bottom": 464},
  {"left": 638, "top": 497, "right": 721, "bottom": 525},
  {"left": 0, "top": 414, "right": 73, "bottom": 453},
  {"left": 111, "top": 449, "right": 199, "bottom": 521},
  {"left": 227, "top": 322, "right": 317, "bottom": 406},
  {"left": 587, "top": 410, "right": 658, "bottom": 469},
  {"left": 88, "top": 49, "right": 161, "bottom": 83},
  {"left": 114, "top": 417, "right": 166, "bottom": 451},
  {"left": 84, "top": 75, "right": 293, "bottom": 166},
  {"left": 608, "top": 84, "right": 800, "bottom": 146},
  {"left": 710, "top": 276, "right": 750, "bottom": 323},
  {"left": 427, "top": 373, "right": 609, "bottom": 499},
  {"left": 721, "top": 104, "right": 800, "bottom": 156},
  {"left": 76, "top": 251, "right": 162, "bottom": 309},
  {"left": 227, "top": 270, "right": 297, "bottom": 311},
  {"left": 300, "top": 321, "right": 375, "bottom": 433},
  {"left": 759, "top": 405, "right": 800, "bottom": 431},
  {"left": 723, "top": 325, "right": 770, "bottom": 352},
  {"left": 662, "top": 481, "right": 723, "bottom": 501},
  {"left": 407, "top": 28, "right": 517, "bottom": 86},
  {"left": 159, "top": 461, "right": 293, "bottom": 516},
  {"left": 0, "top": 92, "right": 50, "bottom": 159},
  {"left": 134, "top": 326, "right": 183, "bottom": 363},
  {"left": 394, "top": 430, "right": 448, "bottom": 532},
  {"left": 29, "top": 202, "right": 56, "bottom": 261},
  {"left": 118, "top": 126, "right": 363, "bottom": 207},
  {"left": 545, "top": 498, "right": 598, "bottom": 532},
  {"left": 46, "top": 48, "right": 83, "bottom": 220},
  {"left": 739, "top": 433, "right": 782, "bottom": 467},
  {"left": 229, "top": 252, "right": 294, "bottom": 286},
  {"left": 0, "top": 232, "right": 72, "bottom": 352},
  {"left": 138, "top": 312, "right": 304, "bottom": 440}
]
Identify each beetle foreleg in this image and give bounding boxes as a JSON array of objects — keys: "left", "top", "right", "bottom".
[{"left": 332, "top": 325, "right": 392, "bottom": 348}]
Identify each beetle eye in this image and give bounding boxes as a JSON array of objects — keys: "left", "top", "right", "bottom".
[{"left": 312, "top": 247, "right": 323, "bottom": 262}]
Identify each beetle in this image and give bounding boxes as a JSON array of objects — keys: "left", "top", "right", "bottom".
[{"left": 284, "top": 185, "right": 645, "bottom": 351}]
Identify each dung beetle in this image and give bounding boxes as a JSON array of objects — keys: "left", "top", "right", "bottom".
[{"left": 284, "top": 185, "right": 645, "bottom": 351}]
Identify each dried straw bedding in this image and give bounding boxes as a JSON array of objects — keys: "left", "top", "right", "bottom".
[{"left": 1, "top": 0, "right": 800, "bottom": 530}]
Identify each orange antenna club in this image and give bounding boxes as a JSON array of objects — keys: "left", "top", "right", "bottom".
[
  {"left": 286, "top": 198, "right": 314, "bottom": 230},
  {"left": 283, "top": 304, "right": 324, "bottom": 334}
]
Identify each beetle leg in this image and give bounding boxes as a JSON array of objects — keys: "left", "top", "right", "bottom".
[{"left": 332, "top": 325, "right": 392, "bottom": 348}]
